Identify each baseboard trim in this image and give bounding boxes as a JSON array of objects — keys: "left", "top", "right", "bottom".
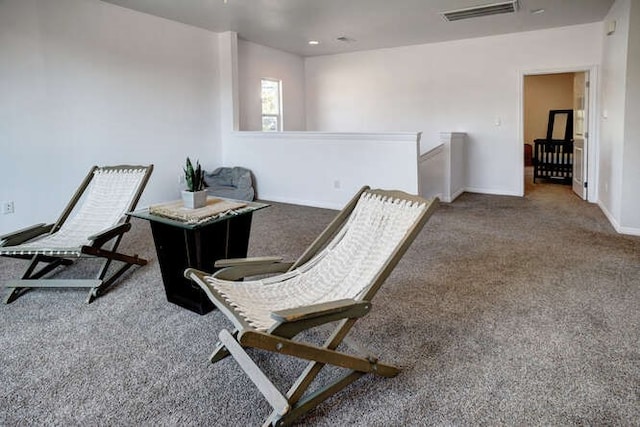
[
  {"left": 597, "top": 201, "right": 640, "bottom": 236},
  {"left": 432, "top": 193, "right": 445, "bottom": 202},
  {"left": 259, "top": 195, "right": 342, "bottom": 210},
  {"left": 617, "top": 226, "right": 640, "bottom": 236},
  {"left": 447, "top": 188, "right": 465, "bottom": 203},
  {"left": 598, "top": 200, "right": 619, "bottom": 230},
  {"left": 464, "top": 187, "right": 522, "bottom": 197}
]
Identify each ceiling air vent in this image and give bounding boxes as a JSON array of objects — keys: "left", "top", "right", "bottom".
[{"left": 441, "top": 0, "right": 519, "bottom": 22}]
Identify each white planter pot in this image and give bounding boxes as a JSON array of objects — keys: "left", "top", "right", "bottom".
[{"left": 181, "top": 190, "right": 207, "bottom": 209}]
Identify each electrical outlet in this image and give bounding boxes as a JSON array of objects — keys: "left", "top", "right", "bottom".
[
  {"left": 2, "top": 201, "right": 14, "bottom": 214},
  {"left": 333, "top": 180, "right": 341, "bottom": 189}
]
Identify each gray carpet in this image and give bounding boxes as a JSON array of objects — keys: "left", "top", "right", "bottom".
[{"left": 1, "top": 175, "right": 639, "bottom": 426}]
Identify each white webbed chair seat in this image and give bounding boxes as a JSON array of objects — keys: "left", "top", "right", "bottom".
[
  {"left": 205, "top": 193, "right": 427, "bottom": 331},
  {"left": 0, "top": 165, "right": 153, "bottom": 304},
  {"left": 186, "top": 187, "right": 439, "bottom": 426},
  {"left": 0, "top": 168, "right": 148, "bottom": 256}
]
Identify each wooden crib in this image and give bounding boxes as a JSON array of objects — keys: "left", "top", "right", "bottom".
[
  {"left": 533, "top": 109, "right": 574, "bottom": 184},
  {"left": 533, "top": 140, "right": 573, "bottom": 183}
]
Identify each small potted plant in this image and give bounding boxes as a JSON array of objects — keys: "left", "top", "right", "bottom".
[{"left": 181, "top": 157, "right": 207, "bottom": 209}]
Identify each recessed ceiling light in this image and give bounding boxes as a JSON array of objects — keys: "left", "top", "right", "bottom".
[
  {"left": 530, "top": 8, "right": 545, "bottom": 14},
  {"left": 308, "top": 40, "right": 320, "bottom": 45}
]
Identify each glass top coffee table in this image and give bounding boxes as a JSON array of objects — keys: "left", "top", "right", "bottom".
[{"left": 129, "top": 198, "right": 268, "bottom": 314}]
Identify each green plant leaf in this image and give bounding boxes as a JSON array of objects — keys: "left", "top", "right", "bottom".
[{"left": 184, "top": 157, "right": 205, "bottom": 192}]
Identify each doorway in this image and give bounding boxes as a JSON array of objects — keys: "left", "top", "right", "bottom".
[{"left": 520, "top": 67, "right": 595, "bottom": 201}]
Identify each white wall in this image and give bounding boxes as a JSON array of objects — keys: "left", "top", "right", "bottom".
[
  {"left": 224, "top": 132, "right": 420, "bottom": 209},
  {"left": 237, "top": 40, "right": 306, "bottom": 131},
  {"left": 418, "top": 133, "right": 466, "bottom": 203},
  {"left": 0, "top": 0, "right": 221, "bottom": 234},
  {"left": 419, "top": 145, "right": 446, "bottom": 202},
  {"left": 598, "top": 0, "right": 630, "bottom": 229},
  {"left": 305, "top": 23, "right": 603, "bottom": 197},
  {"left": 217, "top": 33, "right": 420, "bottom": 209},
  {"left": 620, "top": 0, "right": 640, "bottom": 231}
]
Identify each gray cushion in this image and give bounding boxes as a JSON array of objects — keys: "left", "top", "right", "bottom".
[{"left": 204, "top": 167, "right": 255, "bottom": 201}]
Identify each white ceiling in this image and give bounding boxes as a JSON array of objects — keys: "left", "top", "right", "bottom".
[{"left": 100, "top": 0, "right": 614, "bottom": 57}]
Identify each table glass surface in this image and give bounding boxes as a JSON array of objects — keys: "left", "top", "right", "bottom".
[{"left": 128, "top": 198, "right": 269, "bottom": 230}]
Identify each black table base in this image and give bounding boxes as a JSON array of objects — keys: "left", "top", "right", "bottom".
[{"left": 149, "top": 213, "right": 252, "bottom": 314}]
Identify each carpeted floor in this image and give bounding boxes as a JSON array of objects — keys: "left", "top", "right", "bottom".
[{"left": 1, "top": 174, "right": 639, "bottom": 426}]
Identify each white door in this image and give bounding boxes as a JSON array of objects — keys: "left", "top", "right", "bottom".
[{"left": 572, "top": 72, "right": 589, "bottom": 199}]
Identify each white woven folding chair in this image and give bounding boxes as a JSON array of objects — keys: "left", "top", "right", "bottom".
[
  {"left": 185, "top": 186, "right": 439, "bottom": 426},
  {"left": 0, "top": 165, "right": 153, "bottom": 303}
]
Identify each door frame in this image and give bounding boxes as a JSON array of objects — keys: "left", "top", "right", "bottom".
[{"left": 517, "top": 65, "right": 599, "bottom": 202}]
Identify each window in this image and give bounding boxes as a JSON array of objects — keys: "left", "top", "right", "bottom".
[{"left": 261, "top": 78, "right": 282, "bottom": 131}]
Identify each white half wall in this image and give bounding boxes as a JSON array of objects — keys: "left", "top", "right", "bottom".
[
  {"left": 419, "top": 145, "right": 446, "bottom": 202},
  {"left": 224, "top": 132, "right": 420, "bottom": 209},
  {"left": 0, "top": 0, "right": 222, "bottom": 233},
  {"left": 418, "top": 132, "right": 465, "bottom": 203},
  {"left": 237, "top": 39, "right": 306, "bottom": 131},
  {"left": 305, "top": 23, "right": 603, "bottom": 197}
]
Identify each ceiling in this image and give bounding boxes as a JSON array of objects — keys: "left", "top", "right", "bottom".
[{"left": 100, "top": 0, "right": 614, "bottom": 57}]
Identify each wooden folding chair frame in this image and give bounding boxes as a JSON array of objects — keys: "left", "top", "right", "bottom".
[
  {"left": 185, "top": 187, "right": 439, "bottom": 426},
  {"left": 0, "top": 165, "right": 153, "bottom": 304}
]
